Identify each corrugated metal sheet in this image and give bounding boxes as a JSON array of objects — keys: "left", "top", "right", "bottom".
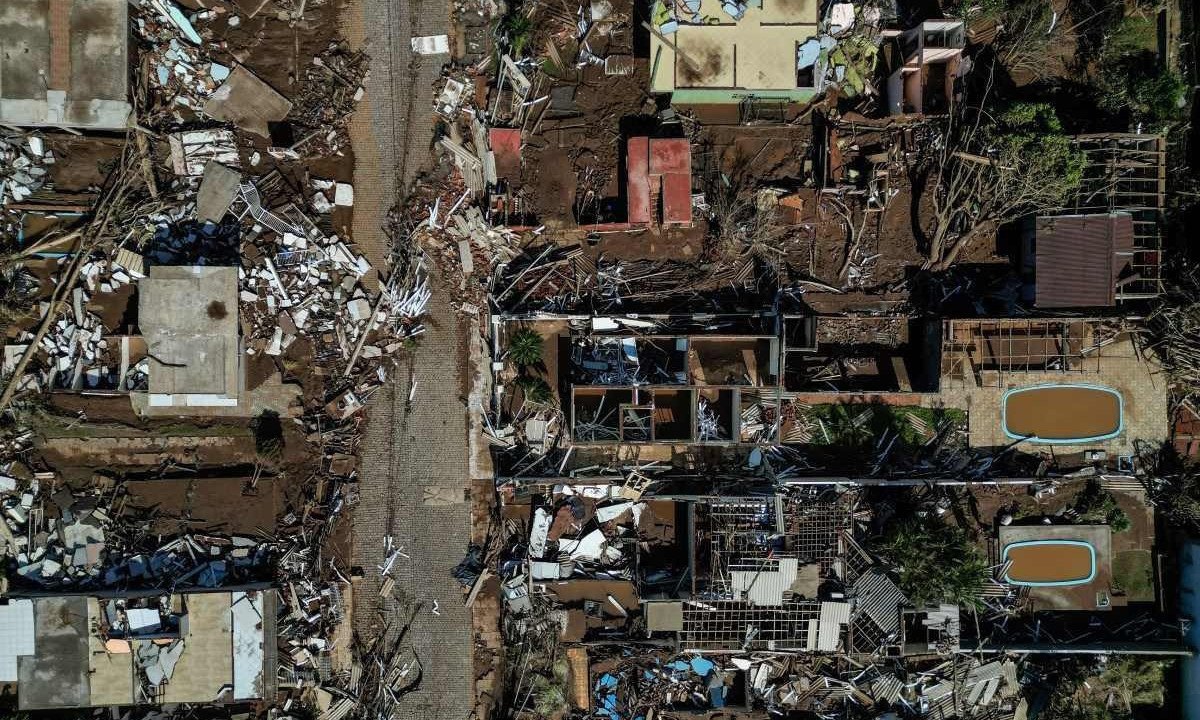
[
  {"left": 1035, "top": 213, "right": 1134, "bottom": 308},
  {"left": 816, "top": 600, "right": 851, "bottom": 651},
  {"left": 866, "top": 673, "right": 904, "bottom": 703},
  {"left": 852, "top": 569, "right": 906, "bottom": 637},
  {"left": 731, "top": 557, "right": 798, "bottom": 606}
]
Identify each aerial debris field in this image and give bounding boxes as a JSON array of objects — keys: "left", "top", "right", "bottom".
[{"left": 0, "top": 0, "right": 1196, "bottom": 718}]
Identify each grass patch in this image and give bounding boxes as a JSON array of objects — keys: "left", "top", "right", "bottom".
[{"left": 1111, "top": 549, "right": 1155, "bottom": 601}]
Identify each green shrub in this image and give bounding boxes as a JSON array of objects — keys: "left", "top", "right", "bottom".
[
  {"left": 880, "top": 516, "right": 989, "bottom": 607},
  {"left": 1096, "top": 15, "right": 1185, "bottom": 125},
  {"left": 515, "top": 375, "right": 553, "bottom": 405},
  {"left": 507, "top": 328, "right": 544, "bottom": 366},
  {"left": 502, "top": 14, "right": 533, "bottom": 57},
  {"left": 1073, "top": 480, "right": 1131, "bottom": 532}
]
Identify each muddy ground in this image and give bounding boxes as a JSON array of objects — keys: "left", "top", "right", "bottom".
[{"left": 5, "top": 0, "right": 361, "bottom": 564}]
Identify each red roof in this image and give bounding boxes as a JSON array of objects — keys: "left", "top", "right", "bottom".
[
  {"left": 489, "top": 128, "right": 522, "bottom": 183},
  {"left": 661, "top": 174, "right": 692, "bottom": 225},
  {"left": 626, "top": 137, "right": 651, "bottom": 224},
  {"left": 649, "top": 138, "right": 690, "bottom": 175},
  {"left": 626, "top": 136, "right": 691, "bottom": 226}
]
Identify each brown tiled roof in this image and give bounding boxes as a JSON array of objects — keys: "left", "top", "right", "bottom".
[{"left": 1034, "top": 214, "right": 1134, "bottom": 308}]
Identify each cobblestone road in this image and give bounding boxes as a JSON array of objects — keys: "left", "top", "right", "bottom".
[
  {"left": 351, "top": 286, "right": 474, "bottom": 720},
  {"left": 343, "top": 0, "right": 474, "bottom": 716}
]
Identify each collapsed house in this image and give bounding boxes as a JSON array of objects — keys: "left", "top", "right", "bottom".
[
  {"left": 499, "top": 468, "right": 1181, "bottom": 717},
  {"left": 492, "top": 307, "right": 1168, "bottom": 470},
  {"left": 781, "top": 311, "right": 937, "bottom": 395},
  {"left": 1018, "top": 134, "right": 1168, "bottom": 311},
  {"left": 639, "top": 488, "right": 963, "bottom": 658},
  {"left": 0, "top": 589, "right": 274, "bottom": 709}
]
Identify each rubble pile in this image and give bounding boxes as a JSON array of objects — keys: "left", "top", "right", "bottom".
[
  {"left": 309, "top": 608, "right": 420, "bottom": 720},
  {"left": 235, "top": 181, "right": 429, "bottom": 377},
  {"left": 22, "top": 244, "right": 155, "bottom": 393},
  {"left": 523, "top": 488, "right": 643, "bottom": 582},
  {"left": 40, "top": 305, "right": 109, "bottom": 389},
  {"left": 0, "top": 133, "right": 51, "bottom": 206},
  {"left": 0, "top": 0, "right": 434, "bottom": 708},
  {"left": 134, "top": 0, "right": 230, "bottom": 121},
  {"left": 593, "top": 651, "right": 1024, "bottom": 719},
  {"left": 169, "top": 129, "right": 241, "bottom": 177},
  {"left": 288, "top": 43, "right": 370, "bottom": 158},
  {"left": 275, "top": 538, "right": 350, "bottom": 677},
  {"left": 416, "top": 180, "right": 524, "bottom": 272},
  {"left": 0, "top": 471, "right": 275, "bottom": 589},
  {"left": 595, "top": 656, "right": 724, "bottom": 714}
]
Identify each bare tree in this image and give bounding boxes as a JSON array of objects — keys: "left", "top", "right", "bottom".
[
  {"left": 824, "top": 195, "right": 875, "bottom": 286},
  {"left": 706, "top": 184, "right": 796, "bottom": 263}
]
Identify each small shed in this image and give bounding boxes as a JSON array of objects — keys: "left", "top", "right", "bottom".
[{"left": 625, "top": 136, "right": 693, "bottom": 227}]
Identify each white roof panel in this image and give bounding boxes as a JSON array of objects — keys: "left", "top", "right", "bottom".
[
  {"left": 0, "top": 600, "right": 35, "bottom": 681},
  {"left": 231, "top": 591, "right": 265, "bottom": 700}
]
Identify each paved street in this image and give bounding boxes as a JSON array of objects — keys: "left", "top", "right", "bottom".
[
  {"left": 351, "top": 285, "right": 474, "bottom": 720},
  {"left": 343, "top": 0, "right": 476, "bottom": 717},
  {"left": 345, "top": 0, "right": 449, "bottom": 268}
]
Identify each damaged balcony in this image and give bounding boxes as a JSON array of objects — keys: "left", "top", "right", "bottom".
[{"left": 881, "top": 20, "right": 965, "bottom": 117}]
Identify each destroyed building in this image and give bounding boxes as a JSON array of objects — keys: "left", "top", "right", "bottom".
[
  {"left": 0, "top": 0, "right": 1192, "bottom": 712},
  {"left": 0, "top": 0, "right": 132, "bottom": 129},
  {"left": 513, "top": 317, "right": 783, "bottom": 446},
  {"left": 499, "top": 464, "right": 1183, "bottom": 715},
  {"left": 1053, "top": 134, "right": 1167, "bottom": 301},
  {"left": 0, "top": 590, "right": 274, "bottom": 709},
  {"left": 781, "top": 309, "right": 938, "bottom": 395},
  {"left": 880, "top": 20, "right": 966, "bottom": 116},
  {"left": 636, "top": 487, "right": 966, "bottom": 658}
]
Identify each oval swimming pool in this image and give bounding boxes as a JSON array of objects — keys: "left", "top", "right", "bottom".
[
  {"left": 1003, "top": 539, "right": 1097, "bottom": 586},
  {"left": 1002, "top": 384, "right": 1122, "bottom": 443}
]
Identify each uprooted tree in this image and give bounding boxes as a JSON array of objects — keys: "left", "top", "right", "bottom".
[{"left": 923, "top": 96, "right": 1086, "bottom": 271}]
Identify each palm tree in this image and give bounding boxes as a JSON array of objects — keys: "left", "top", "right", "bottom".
[{"left": 508, "top": 328, "right": 544, "bottom": 366}]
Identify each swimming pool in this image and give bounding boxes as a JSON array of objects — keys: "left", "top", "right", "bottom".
[
  {"left": 1002, "top": 384, "right": 1122, "bottom": 444},
  {"left": 1002, "top": 539, "right": 1097, "bottom": 587}
]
